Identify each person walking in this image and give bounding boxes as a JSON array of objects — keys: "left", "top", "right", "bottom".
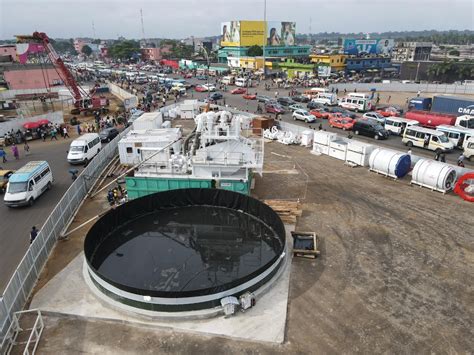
[
  {"left": 0, "top": 146, "right": 6, "bottom": 163},
  {"left": 387, "top": 95, "right": 391, "bottom": 103},
  {"left": 24, "top": 141, "right": 30, "bottom": 156},
  {"left": 50, "top": 128, "right": 58, "bottom": 140},
  {"left": 76, "top": 124, "right": 82, "bottom": 136},
  {"left": 63, "top": 126, "right": 70, "bottom": 138},
  {"left": 11, "top": 143, "right": 19, "bottom": 160},
  {"left": 457, "top": 153, "right": 465, "bottom": 167},
  {"left": 41, "top": 130, "right": 46, "bottom": 142},
  {"left": 434, "top": 151, "right": 440, "bottom": 161},
  {"left": 29, "top": 226, "right": 38, "bottom": 244},
  {"left": 440, "top": 153, "right": 446, "bottom": 163}
]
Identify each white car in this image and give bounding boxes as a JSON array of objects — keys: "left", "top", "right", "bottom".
[
  {"left": 363, "top": 111, "right": 385, "bottom": 123},
  {"left": 292, "top": 109, "right": 316, "bottom": 123},
  {"left": 202, "top": 84, "right": 216, "bottom": 92}
]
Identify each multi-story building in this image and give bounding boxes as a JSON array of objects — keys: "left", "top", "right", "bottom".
[
  {"left": 309, "top": 54, "right": 347, "bottom": 72},
  {"left": 0, "top": 45, "right": 17, "bottom": 62},
  {"left": 141, "top": 45, "right": 172, "bottom": 62},
  {"left": 345, "top": 56, "right": 393, "bottom": 74},
  {"left": 392, "top": 42, "right": 432, "bottom": 62}
]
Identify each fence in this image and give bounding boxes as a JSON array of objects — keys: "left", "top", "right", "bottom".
[
  {"left": 108, "top": 83, "right": 138, "bottom": 110},
  {"left": 0, "top": 126, "right": 130, "bottom": 351},
  {"left": 329, "top": 82, "right": 474, "bottom": 95},
  {"left": 0, "top": 86, "right": 92, "bottom": 100}
]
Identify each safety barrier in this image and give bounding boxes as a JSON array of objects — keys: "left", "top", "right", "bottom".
[
  {"left": 329, "top": 82, "right": 474, "bottom": 95},
  {"left": 0, "top": 126, "right": 130, "bottom": 351}
]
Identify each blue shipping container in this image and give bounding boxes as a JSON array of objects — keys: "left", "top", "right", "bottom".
[
  {"left": 432, "top": 96, "right": 474, "bottom": 115},
  {"left": 408, "top": 97, "right": 432, "bottom": 111}
]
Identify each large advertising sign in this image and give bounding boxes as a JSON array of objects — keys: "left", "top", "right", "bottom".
[
  {"left": 240, "top": 21, "right": 266, "bottom": 46},
  {"left": 221, "top": 21, "right": 241, "bottom": 47},
  {"left": 343, "top": 39, "right": 394, "bottom": 55},
  {"left": 267, "top": 21, "right": 296, "bottom": 46}
]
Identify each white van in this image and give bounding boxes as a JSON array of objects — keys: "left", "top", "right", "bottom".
[
  {"left": 463, "top": 137, "right": 474, "bottom": 161},
  {"left": 436, "top": 125, "right": 474, "bottom": 148},
  {"left": 67, "top": 133, "right": 102, "bottom": 165},
  {"left": 384, "top": 117, "right": 419, "bottom": 135},
  {"left": 402, "top": 126, "right": 454, "bottom": 152},
  {"left": 221, "top": 76, "right": 235, "bottom": 85},
  {"left": 4, "top": 161, "right": 53, "bottom": 207},
  {"left": 339, "top": 96, "right": 374, "bottom": 112},
  {"left": 311, "top": 93, "right": 338, "bottom": 106},
  {"left": 347, "top": 92, "right": 371, "bottom": 99},
  {"left": 235, "top": 77, "right": 249, "bottom": 87}
]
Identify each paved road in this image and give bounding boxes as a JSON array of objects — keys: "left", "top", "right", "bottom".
[
  {"left": 182, "top": 77, "right": 473, "bottom": 167},
  {"left": 0, "top": 136, "right": 83, "bottom": 293}
]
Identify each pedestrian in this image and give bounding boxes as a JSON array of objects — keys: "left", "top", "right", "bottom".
[
  {"left": 0, "top": 146, "right": 6, "bottom": 163},
  {"left": 376, "top": 94, "right": 380, "bottom": 105},
  {"left": 387, "top": 95, "right": 391, "bottom": 103},
  {"left": 344, "top": 88, "right": 347, "bottom": 94},
  {"left": 63, "top": 126, "right": 70, "bottom": 138},
  {"left": 335, "top": 88, "right": 339, "bottom": 95},
  {"left": 407, "top": 148, "right": 412, "bottom": 156},
  {"left": 274, "top": 91, "right": 278, "bottom": 99},
  {"left": 434, "top": 151, "right": 440, "bottom": 161},
  {"left": 318, "top": 123, "right": 323, "bottom": 131},
  {"left": 24, "top": 141, "right": 30, "bottom": 155},
  {"left": 41, "top": 130, "right": 46, "bottom": 141},
  {"left": 11, "top": 143, "right": 19, "bottom": 160},
  {"left": 457, "top": 153, "right": 465, "bottom": 167},
  {"left": 417, "top": 90, "right": 421, "bottom": 97},
  {"left": 30, "top": 226, "right": 38, "bottom": 244},
  {"left": 50, "top": 128, "right": 58, "bottom": 140},
  {"left": 77, "top": 124, "right": 82, "bottom": 136},
  {"left": 440, "top": 153, "right": 446, "bottom": 163}
]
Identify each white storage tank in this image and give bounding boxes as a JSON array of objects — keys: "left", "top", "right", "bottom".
[
  {"left": 133, "top": 112, "right": 163, "bottom": 130},
  {"left": 411, "top": 159, "right": 457, "bottom": 193},
  {"left": 369, "top": 148, "right": 412, "bottom": 179}
]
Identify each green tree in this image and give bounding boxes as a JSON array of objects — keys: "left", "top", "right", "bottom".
[
  {"left": 247, "top": 45, "right": 263, "bottom": 57},
  {"left": 81, "top": 45, "right": 93, "bottom": 57},
  {"left": 50, "top": 38, "right": 76, "bottom": 55},
  {"left": 448, "top": 49, "right": 460, "bottom": 56},
  {"left": 108, "top": 40, "right": 140, "bottom": 59},
  {"left": 92, "top": 39, "right": 101, "bottom": 44}
]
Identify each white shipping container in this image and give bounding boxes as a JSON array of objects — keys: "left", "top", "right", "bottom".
[
  {"left": 313, "top": 131, "right": 337, "bottom": 146},
  {"left": 132, "top": 112, "right": 163, "bottom": 131},
  {"left": 345, "top": 141, "right": 375, "bottom": 166},
  {"left": 328, "top": 139, "right": 348, "bottom": 161}
]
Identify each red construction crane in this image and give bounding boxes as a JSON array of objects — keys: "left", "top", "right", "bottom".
[{"left": 16, "top": 31, "right": 108, "bottom": 114}]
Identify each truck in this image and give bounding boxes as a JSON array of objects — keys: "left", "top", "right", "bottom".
[
  {"left": 431, "top": 95, "right": 474, "bottom": 116},
  {"left": 404, "top": 111, "right": 474, "bottom": 129},
  {"left": 408, "top": 97, "right": 432, "bottom": 111}
]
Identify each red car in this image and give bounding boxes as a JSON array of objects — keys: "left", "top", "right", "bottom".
[
  {"left": 184, "top": 73, "right": 193, "bottom": 78},
  {"left": 195, "top": 85, "right": 207, "bottom": 92},
  {"left": 377, "top": 106, "right": 403, "bottom": 117},
  {"left": 265, "top": 104, "right": 285, "bottom": 114},
  {"left": 243, "top": 93, "right": 257, "bottom": 100},
  {"left": 329, "top": 116, "right": 355, "bottom": 131},
  {"left": 231, "top": 87, "right": 246, "bottom": 94},
  {"left": 310, "top": 108, "right": 331, "bottom": 119}
]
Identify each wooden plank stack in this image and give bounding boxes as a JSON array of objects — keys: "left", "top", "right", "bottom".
[{"left": 263, "top": 199, "right": 302, "bottom": 224}]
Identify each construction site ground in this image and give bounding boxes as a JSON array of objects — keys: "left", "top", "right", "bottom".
[{"left": 22, "top": 121, "right": 474, "bottom": 354}]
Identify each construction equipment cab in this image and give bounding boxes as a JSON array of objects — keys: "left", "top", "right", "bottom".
[
  {"left": 402, "top": 126, "right": 454, "bottom": 152},
  {"left": 4, "top": 161, "right": 53, "bottom": 207},
  {"left": 67, "top": 133, "right": 101, "bottom": 165}
]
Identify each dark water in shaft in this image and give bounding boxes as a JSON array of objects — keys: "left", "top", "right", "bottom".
[{"left": 92, "top": 206, "right": 282, "bottom": 293}]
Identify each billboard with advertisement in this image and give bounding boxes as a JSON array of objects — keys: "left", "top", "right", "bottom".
[
  {"left": 343, "top": 39, "right": 394, "bottom": 55},
  {"left": 240, "top": 21, "right": 266, "bottom": 46},
  {"left": 267, "top": 21, "right": 297, "bottom": 46},
  {"left": 221, "top": 21, "right": 241, "bottom": 47}
]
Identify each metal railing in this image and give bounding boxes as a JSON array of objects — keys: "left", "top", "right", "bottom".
[{"left": 0, "top": 126, "right": 130, "bottom": 352}]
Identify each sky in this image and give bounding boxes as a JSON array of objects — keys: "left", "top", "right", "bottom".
[{"left": 1, "top": 0, "right": 473, "bottom": 40}]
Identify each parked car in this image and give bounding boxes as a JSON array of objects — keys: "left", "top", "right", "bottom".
[
  {"left": 329, "top": 107, "right": 357, "bottom": 119},
  {"left": 329, "top": 117, "right": 355, "bottom": 131},
  {"left": 195, "top": 85, "right": 207, "bottom": 92},
  {"left": 231, "top": 87, "right": 246, "bottom": 94},
  {"left": 0, "top": 170, "right": 14, "bottom": 193},
  {"left": 243, "top": 93, "right": 257, "bottom": 100},
  {"left": 99, "top": 127, "right": 119, "bottom": 142},
  {"left": 202, "top": 84, "right": 216, "bottom": 92},
  {"left": 292, "top": 109, "right": 316, "bottom": 123},
  {"left": 307, "top": 101, "right": 325, "bottom": 110},
  {"left": 265, "top": 103, "right": 285, "bottom": 114},
  {"left": 362, "top": 111, "right": 386, "bottom": 124},
  {"left": 256, "top": 94, "right": 272, "bottom": 103},
  {"left": 196, "top": 75, "right": 208, "bottom": 80},
  {"left": 210, "top": 92, "right": 223, "bottom": 100},
  {"left": 277, "top": 97, "right": 296, "bottom": 106},
  {"left": 292, "top": 95, "right": 310, "bottom": 103},
  {"left": 310, "top": 107, "right": 332, "bottom": 119},
  {"left": 289, "top": 103, "right": 306, "bottom": 112},
  {"left": 376, "top": 106, "right": 403, "bottom": 117},
  {"left": 353, "top": 120, "right": 389, "bottom": 140}
]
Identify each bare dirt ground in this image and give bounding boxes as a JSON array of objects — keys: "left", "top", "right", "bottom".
[{"left": 26, "top": 137, "right": 473, "bottom": 354}]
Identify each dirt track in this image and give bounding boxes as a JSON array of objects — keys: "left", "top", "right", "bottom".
[{"left": 31, "top": 139, "right": 474, "bottom": 354}]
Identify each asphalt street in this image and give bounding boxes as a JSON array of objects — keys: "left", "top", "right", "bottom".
[
  {"left": 182, "top": 76, "right": 472, "bottom": 167},
  {"left": 0, "top": 135, "right": 83, "bottom": 293}
]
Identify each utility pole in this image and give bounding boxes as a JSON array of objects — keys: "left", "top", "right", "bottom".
[{"left": 92, "top": 21, "right": 96, "bottom": 39}]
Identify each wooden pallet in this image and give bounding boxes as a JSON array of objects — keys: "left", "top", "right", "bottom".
[
  {"left": 264, "top": 199, "right": 302, "bottom": 224},
  {"left": 291, "top": 231, "right": 320, "bottom": 259}
]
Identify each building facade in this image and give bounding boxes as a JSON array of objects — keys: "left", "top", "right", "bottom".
[
  {"left": 218, "top": 45, "right": 311, "bottom": 64},
  {"left": 4, "top": 64, "right": 62, "bottom": 90},
  {"left": 345, "top": 56, "right": 392, "bottom": 73},
  {"left": 309, "top": 54, "right": 347, "bottom": 72},
  {"left": 392, "top": 42, "right": 433, "bottom": 62},
  {"left": 273, "top": 59, "right": 315, "bottom": 78},
  {"left": 0, "top": 45, "right": 17, "bottom": 62}
]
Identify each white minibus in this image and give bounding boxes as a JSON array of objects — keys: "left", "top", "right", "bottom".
[
  {"left": 67, "top": 133, "right": 102, "bottom": 165},
  {"left": 402, "top": 126, "right": 454, "bottom": 152},
  {"left": 436, "top": 125, "right": 474, "bottom": 148},
  {"left": 384, "top": 117, "right": 419, "bottom": 135}
]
